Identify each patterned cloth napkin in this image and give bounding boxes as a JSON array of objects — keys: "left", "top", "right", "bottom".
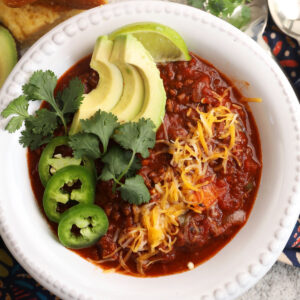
[
  {"left": 0, "top": 4, "right": 300, "bottom": 300},
  {"left": 263, "top": 18, "right": 300, "bottom": 267}
]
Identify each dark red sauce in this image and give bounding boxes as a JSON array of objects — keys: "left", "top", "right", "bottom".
[{"left": 27, "top": 53, "right": 262, "bottom": 277}]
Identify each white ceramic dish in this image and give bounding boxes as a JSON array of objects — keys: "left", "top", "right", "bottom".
[{"left": 0, "top": 1, "right": 300, "bottom": 299}]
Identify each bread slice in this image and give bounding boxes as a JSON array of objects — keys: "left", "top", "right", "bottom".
[{"left": 0, "top": 0, "right": 82, "bottom": 45}]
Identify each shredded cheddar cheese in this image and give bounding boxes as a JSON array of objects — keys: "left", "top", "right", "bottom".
[
  {"left": 99, "top": 91, "right": 246, "bottom": 274},
  {"left": 241, "top": 97, "right": 262, "bottom": 103}
]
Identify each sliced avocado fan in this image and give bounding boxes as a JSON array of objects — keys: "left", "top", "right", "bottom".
[
  {"left": 70, "top": 33, "right": 167, "bottom": 134},
  {"left": 0, "top": 26, "right": 17, "bottom": 88},
  {"left": 110, "top": 37, "right": 144, "bottom": 123},
  {"left": 69, "top": 36, "right": 123, "bottom": 134},
  {"left": 116, "top": 34, "right": 166, "bottom": 129}
]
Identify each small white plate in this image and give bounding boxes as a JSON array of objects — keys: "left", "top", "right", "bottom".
[{"left": 0, "top": 1, "right": 300, "bottom": 300}]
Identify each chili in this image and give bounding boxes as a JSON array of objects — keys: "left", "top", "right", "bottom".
[{"left": 28, "top": 53, "right": 262, "bottom": 277}]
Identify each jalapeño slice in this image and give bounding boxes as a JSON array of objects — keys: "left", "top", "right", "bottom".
[
  {"left": 58, "top": 204, "right": 108, "bottom": 249},
  {"left": 38, "top": 136, "right": 95, "bottom": 187},
  {"left": 43, "top": 165, "right": 95, "bottom": 223}
]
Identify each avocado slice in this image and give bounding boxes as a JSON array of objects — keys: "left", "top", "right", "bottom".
[
  {"left": 113, "top": 34, "right": 166, "bottom": 129},
  {"left": 0, "top": 26, "right": 17, "bottom": 88},
  {"left": 70, "top": 35, "right": 123, "bottom": 134},
  {"left": 110, "top": 38, "right": 144, "bottom": 122}
]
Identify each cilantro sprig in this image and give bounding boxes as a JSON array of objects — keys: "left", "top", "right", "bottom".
[
  {"left": 69, "top": 110, "right": 119, "bottom": 159},
  {"left": 106, "top": 118, "right": 155, "bottom": 204},
  {"left": 188, "top": 0, "right": 252, "bottom": 29},
  {"left": 119, "top": 175, "right": 151, "bottom": 205},
  {"left": 68, "top": 133, "right": 101, "bottom": 160},
  {"left": 112, "top": 118, "right": 155, "bottom": 180},
  {"left": 1, "top": 95, "right": 29, "bottom": 133},
  {"left": 113, "top": 118, "right": 156, "bottom": 159},
  {"left": 69, "top": 112, "right": 155, "bottom": 205},
  {"left": 99, "top": 146, "right": 141, "bottom": 182},
  {"left": 22, "top": 71, "right": 83, "bottom": 133},
  {"left": 81, "top": 110, "right": 119, "bottom": 154},
  {"left": 2, "top": 70, "right": 156, "bottom": 206},
  {"left": 1, "top": 70, "right": 84, "bottom": 149}
]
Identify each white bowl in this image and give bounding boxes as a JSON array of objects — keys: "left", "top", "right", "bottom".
[{"left": 0, "top": 1, "right": 300, "bottom": 299}]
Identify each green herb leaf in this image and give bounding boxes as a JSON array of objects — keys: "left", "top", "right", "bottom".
[
  {"left": 59, "top": 78, "right": 84, "bottom": 114},
  {"left": 188, "top": 0, "right": 252, "bottom": 29},
  {"left": 207, "top": 0, "right": 226, "bottom": 16},
  {"left": 5, "top": 116, "right": 26, "bottom": 133},
  {"left": 69, "top": 133, "right": 101, "bottom": 160},
  {"left": 187, "top": 0, "right": 206, "bottom": 9},
  {"left": 1, "top": 95, "right": 29, "bottom": 118},
  {"left": 125, "top": 152, "right": 141, "bottom": 178},
  {"left": 99, "top": 166, "right": 115, "bottom": 182},
  {"left": 118, "top": 175, "right": 150, "bottom": 205},
  {"left": 80, "top": 110, "right": 119, "bottom": 154},
  {"left": 28, "top": 109, "right": 58, "bottom": 136},
  {"left": 2, "top": 70, "right": 87, "bottom": 149},
  {"left": 22, "top": 70, "right": 57, "bottom": 104},
  {"left": 19, "top": 119, "right": 53, "bottom": 150},
  {"left": 19, "top": 131, "right": 50, "bottom": 150},
  {"left": 227, "top": 5, "right": 251, "bottom": 29},
  {"left": 100, "top": 146, "right": 141, "bottom": 181},
  {"left": 207, "top": 0, "right": 245, "bottom": 16},
  {"left": 113, "top": 118, "right": 156, "bottom": 158},
  {"left": 22, "top": 70, "right": 69, "bottom": 133},
  {"left": 1, "top": 95, "right": 29, "bottom": 132}
]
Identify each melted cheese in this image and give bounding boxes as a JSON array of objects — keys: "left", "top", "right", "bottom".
[{"left": 103, "top": 96, "right": 243, "bottom": 273}]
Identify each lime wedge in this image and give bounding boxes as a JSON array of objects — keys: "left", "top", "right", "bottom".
[{"left": 109, "top": 22, "right": 191, "bottom": 62}]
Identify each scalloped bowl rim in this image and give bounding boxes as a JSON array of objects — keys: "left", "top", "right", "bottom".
[{"left": 0, "top": 1, "right": 300, "bottom": 300}]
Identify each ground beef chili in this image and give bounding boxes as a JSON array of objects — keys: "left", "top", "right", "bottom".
[{"left": 27, "top": 53, "right": 262, "bottom": 277}]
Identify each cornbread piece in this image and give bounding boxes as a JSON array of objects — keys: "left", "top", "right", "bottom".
[
  {"left": 0, "top": 0, "right": 82, "bottom": 45},
  {"left": 4, "top": 0, "right": 105, "bottom": 9},
  {"left": 4, "top": 0, "right": 36, "bottom": 7},
  {"left": 40, "top": 0, "right": 106, "bottom": 9},
  {"left": 3, "top": 0, "right": 37, "bottom": 7}
]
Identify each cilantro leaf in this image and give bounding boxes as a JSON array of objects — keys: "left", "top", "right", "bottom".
[
  {"left": 100, "top": 147, "right": 127, "bottom": 181},
  {"left": 187, "top": 0, "right": 205, "bottom": 9},
  {"left": 100, "top": 146, "right": 141, "bottom": 181},
  {"left": 207, "top": 0, "right": 245, "bottom": 16},
  {"left": 19, "top": 131, "right": 49, "bottom": 150},
  {"left": 5, "top": 117, "right": 25, "bottom": 133},
  {"left": 207, "top": 0, "right": 226, "bottom": 15},
  {"left": 118, "top": 175, "right": 150, "bottom": 205},
  {"left": 113, "top": 118, "right": 155, "bottom": 158},
  {"left": 69, "top": 133, "right": 101, "bottom": 160},
  {"left": 19, "top": 118, "right": 53, "bottom": 150},
  {"left": 1, "top": 95, "right": 29, "bottom": 118},
  {"left": 22, "top": 70, "right": 68, "bottom": 133},
  {"left": 2, "top": 70, "right": 86, "bottom": 149},
  {"left": 227, "top": 5, "right": 251, "bottom": 29},
  {"left": 125, "top": 152, "right": 141, "bottom": 178},
  {"left": 23, "top": 70, "right": 57, "bottom": 103},
  {"left": 1, "top": 96, "right": 29, "bottom": 132},
  {"left": 59, "top": 78, "right": 84, "bottom": 114},
  {"left": 188, "top": 0, "right": 252, "bottom": 29},
  {"left": 80, "top": 110, "right": 119, "bottom": 154},
  {"left": 28, "top": 109, "right": 58, "bottom": 136},
  {"left": 100, "top": 166, "right": 115, "bottom": 182}
]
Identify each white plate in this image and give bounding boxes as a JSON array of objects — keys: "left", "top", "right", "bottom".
[{"left": 0, "top": 1, "right": 300, "bottom": 300}]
